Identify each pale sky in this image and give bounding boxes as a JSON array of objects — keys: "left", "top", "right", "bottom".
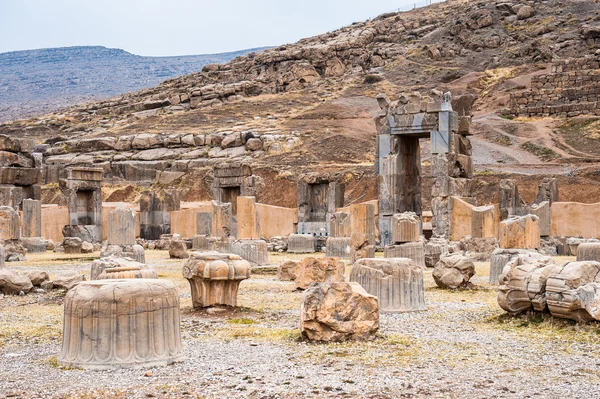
[{"left": 1, "top": 0, "right": 441, "bottom": 56}]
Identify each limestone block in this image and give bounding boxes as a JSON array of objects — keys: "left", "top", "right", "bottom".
[
  {"left": 133, "top": 244, "right": 145, "bottom": 263},
  {"left": 350, "top": 258, "right": 426, "bottom": 312},
  {"left": 424, "top": 238, "right": 448, "bottom": 268},
  {"left": 237, "top": 196, "right": 259, "bottom": 240},
  {"left": 384, "top": 241, "right": 426, "bottom": 268},
  {"left": 567, "top": 237, "right": 599, "bottom": 256},
  {"left": 391, "top": 212, "right": 420, "bottom": 243},
  {"left": 471, "top": 205, "right": 496, "bottom": 239},
  {"left": 0, "top": 206, "right": 20, "bottom": 240},
  {"left": 27, "top": 271, "right": 49, "bottom": 287},
  {"left": 231, "top": 239, "right": 268, "bottom": 265},
  {"left": 546, "top": 261, "right": 600, "bottom": 321},
  {"left": 490, "top": 248, "right": 544, "bottom": 285},
  {"left": 530, "top": 201, "right": 550, "bottom": 237},
  {"left": 192, "top": 235, "right": 210, "bottom": 251},
  {"left": 63, "top": 237, "right": 83, "bottom": 254},
  {"left": 459, "top": 236, "right": 499, "bottom": 261},
  {"left": 325, "top": 237, "right": 350, "bottom": 258},
  {"left": 576, "top": 243, "right": 600, "bottom": 262},
  {"left": 2, "top": 240, "right": 24, "bottom": 262},
  {"left": 295, "top": 257, "right": 345, "bottom": 290},
  {"left": 499, "top": 215, "right": 540, "bottom": 249},
  {"left": 432, "top": 254, "right": 475, "bottom": 289},
  {"left": 300, "top": 282, "right": 379, "bottom": 342},
  {"left": 329, "top": 212, "right": 350, "bottom": 238},
  {"left": 53, "top": 272, "right": 86, "bottom": 290},
  {"left": 287, "top": 234, "right": 315, "bottom": 253},
  {"left": 21, "top": 237, "right": 46, "bottom": 253},
  {"left": 107, "top": 206, "right": 136, "bottom": 246},
  {"left": 277, "top": 260, "right": 299, "bottom": 281},
  {"left": 182, "top": 252, "right": 251, "bottom": 308},
  {"left": 196, "top": 212, "right": 213, "bottom": 236},
  {"left": 22, "top": 199, "right": 41, "bottom": 238},
  {"left": 497, "top": 254, "right": 558, "bottom": 314},
  {"left": 81, "top": 241, "right": 94, "bottom": 253},
  {"left": 0, "top": 268, "right": 33, "bottom": 294},
  {"left": 58, "top": 279, "right": 184, "bottom": 370},
  {"left": 350, "top": 203, "right": 376, "bottom": 262},
  {"left": 169, "top": 239, "right": 189, "bottom": 259},
  {"left": 91, "top": 257, "right": 157, "bottom": 280}
]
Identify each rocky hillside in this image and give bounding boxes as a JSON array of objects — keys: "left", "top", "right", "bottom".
[
  {"left": 3, "top": 0, "right": 600, "bottom": 207},
  {"left": 0, "top": 46, "right": 269, "bottom": 122}
]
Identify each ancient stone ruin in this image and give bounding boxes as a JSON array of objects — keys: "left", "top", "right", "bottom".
[
  {"left": 60, "top": 167, "right": 103, "bottom": 243},
  {"left": 59, "top": 279, "right": 184, "bottom": 370},
  {"left": 325, "top": 211, "right": 351, "bottom": 258},
  {"left": 294, "top": 257, "right": 345, "bottom": 290},
  {"left": 433, "top": 254, "right": 475, "bottom": 289},
  {"left": 297, "top": 174, "right": 344, "bottom": 236},
  {"left": 182, "top": 252, "right": 251, "bottom": 308},
  {"left": 140, "top": 190, "right": 180, "bottom": 240},
  {"left": 300, "top": 282, "right": 379, "bottom": 342},
  {"left": 350, "top": 258, "right": 426, "bottom": 312},
  {"left": 349, "top": 203, "right": 376, "bottom": 262},
  {"left": 212, "top": 162, "right": 262, "bottom": 215}
]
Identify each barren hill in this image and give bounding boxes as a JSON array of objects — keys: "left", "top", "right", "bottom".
[
  {"left": 2, "top": 0, "right": 600, "bottom": 206},
  {"left": 0, "top": 45, "right": 269, "bottom": 122}
]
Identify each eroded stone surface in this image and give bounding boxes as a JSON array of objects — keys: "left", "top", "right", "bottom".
[
  {"left": 295, "top": 257, "right": 345, "bottom": 290},
  {"left": 277, "top": 260, "right": 299, "bottom": 281},
  {"left": 432, "top": 254, "right": 475, "bottom": 289},
  {"left": 546, "top": 261, "right": 600, "bottom": 321},
  {"left": 0, "top": 268, "right": 33, "bottom": 294},
  {"left": 497, "top": 254, "right": 557, "bottom": 314},
  {"left": 58, "top": 279, "right": 184, "bottom": 370},
  {"left": 91, "top": 257, "right": 157, "bottom": 280},
  {"left": 350, "top": 258, "right": 426, "bottom": 312},
  {"left": 576, "top": 243, "right": 600, "bottom": 262},
  {"left": 182, "top": 252, "right": 251, "bottom": 307},
  {"left": 300, "top": 282, "right": 379, "bottom": 342}
]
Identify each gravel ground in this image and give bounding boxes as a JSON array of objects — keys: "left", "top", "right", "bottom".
[{"left": 1, "top": 252, "right": 600, "bottom": 399}]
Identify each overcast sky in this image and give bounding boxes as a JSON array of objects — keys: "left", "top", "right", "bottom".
[{"left": 1, "top": 0, "right": 441, "bottom": 56}]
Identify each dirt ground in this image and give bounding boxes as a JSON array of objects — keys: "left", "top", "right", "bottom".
[{"left": 1, "top": 251, "right": 600, "bottom": 399}]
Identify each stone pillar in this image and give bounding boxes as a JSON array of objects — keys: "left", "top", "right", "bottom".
[
  {"left": 0, "top": 206, "right": 21, "bottom": 240},
  {"left": 58, "top": 279, "right": 184, "bottom": 370},
  {"left": 536, "top": 178, "right": 559, "bottom": 205},
  {"left": 326, "top": 212, "right": 351, "bottom": 258},
  {"left": 350, "top": 203, "right": 376, "bottom": 261},
  {"left": 384, "top": 241, "right": 426, "bottom": 268},
  {"left": 107, "top": 206, "right": 136, "bottom": 246},
  {"left": 288, "top": 234, "right": 315, "bottom": 253},
  {"left": 237, "top": 196, "right": 259, "bottom": 239},
  {"left": 22, "top": 199, "right": 41, "bottom": 238},
  {"left": 499, "top": 179, "right": 526, "bottom": 220},
  {"left": 350, "top": 258, "right": 426, "bottom": 312},
  {"left": 385, "top": 212, "right": 425, "bottom": 268},
  {"left": 61, "top": 167, "right": 103, "bottom": 243},
  {"left": 530, "top": 201, "right": 550, "bottom": 237},
  {"left": 211, "top": 200, "right": 232, "bottom": 237}
]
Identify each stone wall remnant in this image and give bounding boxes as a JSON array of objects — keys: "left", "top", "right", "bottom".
[
  {"left": 499, "top": 214, "right": 540, "bottom": 249},
  {"left": 139, "top": 190, "right": 180, "bottom": 240},
  {"left": 297, "top": 175, "right": 344, "bottom": 236},
  {"left": 295, "top": 257, "right": 345, "bottom": 290},
  {"left": 349, "top": 203, "right": 376, "bottom": 261},
  {"left": 60, "top": 167, "right": 103, "bottom": 243}
]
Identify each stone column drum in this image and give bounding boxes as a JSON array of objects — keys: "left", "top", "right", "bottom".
[
  {"left": 58, "top": 279, "right": 184, "bottom": 370},
  {"left": 350, "top": 258, "right": 426, "bottom": 312},
  {"left": 183, "top": 252, "right": 251, "bottom": 308}
]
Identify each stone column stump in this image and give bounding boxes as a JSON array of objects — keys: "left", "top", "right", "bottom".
[
  {"left": 350, "top": 258, "right": 426, "bottom": 312},
  {"left": 183, "top": 252, "right": 251, "bottom": 308},
  {"left": 58, "top": 279, "right": 184, "bottom": 370}
]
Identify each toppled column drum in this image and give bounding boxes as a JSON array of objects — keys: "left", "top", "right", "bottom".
[{"left": 58, "top": 279, "right": 184, "bottom": 370}]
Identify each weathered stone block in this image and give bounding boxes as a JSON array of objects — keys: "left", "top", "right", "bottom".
[
  {"left": 329, "top": 212, "right": 350, "bottom": 238},
  {"left": 350, "top": 258, "right": 426, "bottom": 312},
  {"left": 0, "top": 268, "right": 33, "bottom": 294},
  {"left": 424, "top": 238, "right": 448, "bottom": 268},
  {"left": 237, "top": 196, "right": 259, "bottom": 240},
  {"left": 107, "top": 206, "right": 136, "bottom": 246},
  {"left": 350, "top": 203, "right": 376, "bottom": 262},
  {"left": 300, "top": 282, "right": 379, "bottom": 342},
  {"left": 58, "top": 279, "right": 184, "bottom": 369},
  {"left": 22, "top": 199, "right": 41, "bottom": 238},
  {"left": 384, "top": 241, "right": 426, "bottom": 268},
  {"left": 182, "top": 252, "right": 251, "bottom": 308},
  {"left": 391, "top": 212, "right": 420, "bottom": 243},
  {"left": 91, "top": 257, "right": 157, "bottom": 280},
  {"left": 499, "top": 215, "right": 540, "bottom": 249},
  {"left": 530, "top": 201, "right": 550, "bottom": 237},
  {"left": 277, "top": 260, "right": 299, "bottom": 281},
  {"left": 577, "top": 243, "right": 600, "bottom": 262},
  {"left": 295, "top": 257, "right": 345, "bottom": 290},
  {"left": 231, "top": 239, "right": 268, "bottom": 265},
  {"left": 287, "top": 234, "right": 315, "bottom": 253},
  {"left": 325, "top": 237, "right": 351, "bottom": 258},
  {"left": 490, "top": 248, "right": 545, "bottom": 285},
  {"left": 433, "top": 254, "right": 475, "bottom": 289},
  {"left": 546, "top": 261, "right": 600, "bottom": 321}
]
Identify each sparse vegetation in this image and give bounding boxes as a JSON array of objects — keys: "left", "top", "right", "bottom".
[
  {"left": 520, "top": 141, "right": 560, "bottom": 161},
  {"left": 363, "top": 74, "right": 384, "bottom": 84}
]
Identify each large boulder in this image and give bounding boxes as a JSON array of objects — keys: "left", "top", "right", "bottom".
[
  {"left": 576, "top": 243, "right": 600, "bottom": 262},
  {"left": 0, "top": 269, "right": 33, "bottom": 294},
  {"left": 295, "top": 257, "right": 345, "bottom": 290},
  {"left": 300, "top": 282, "right": 379, "bottom": 342},
  {"left": 546, "top": 261, "right": 600, "bottom": 321},
  {"left": 53, "top": 273, "right": 86, "bottom": 290},
  {"left": 497, "top": 254, "right": 558, "bottom": 314},
  {"left": 432, "top": 254, "right": 475, "bottom": 289}
]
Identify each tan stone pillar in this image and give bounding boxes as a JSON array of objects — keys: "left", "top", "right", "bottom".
[
  {"left": 237, "top": 196, "right": 259, "bottom": 239},
  {"left": 350, "top": 203, "right": 375, "bottom": 261}
]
